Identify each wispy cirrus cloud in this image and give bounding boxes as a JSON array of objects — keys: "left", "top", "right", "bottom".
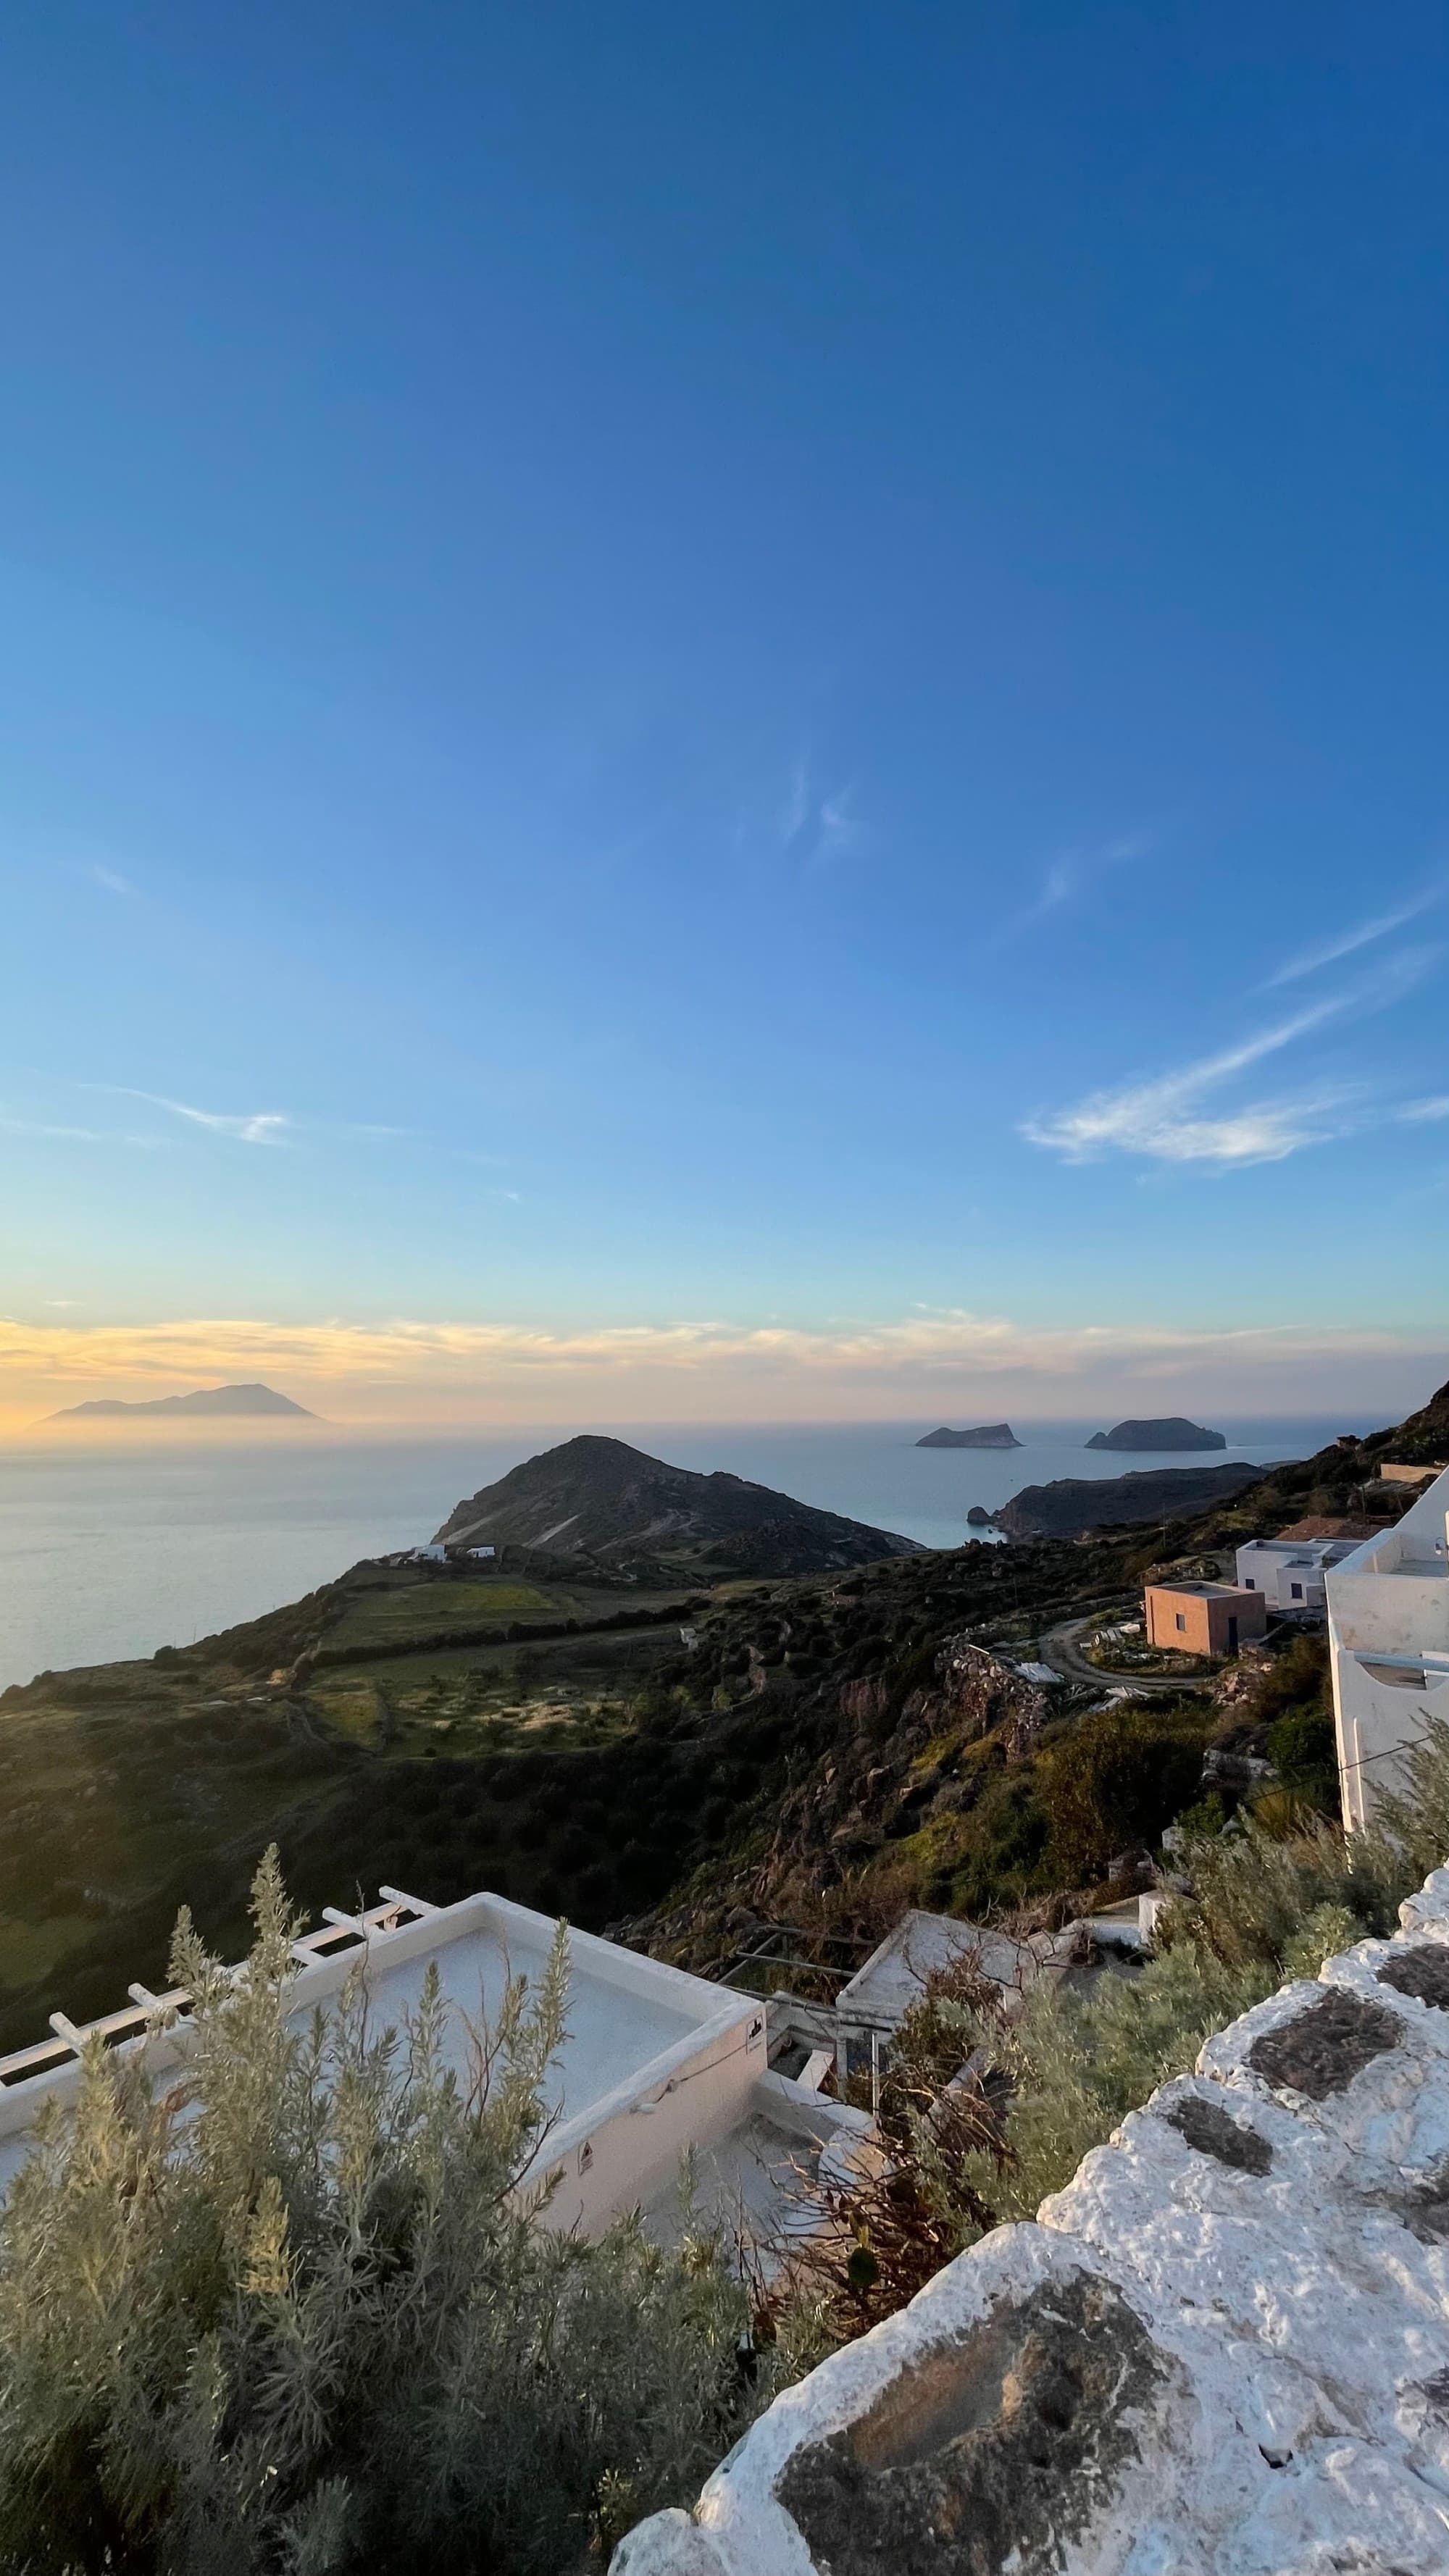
[
  {"left": 778, "top": 756, "right": 865, "bottom": 863},
  {"left": 0, "top": 1113, "right": 159, "bottom": 1147},
  {"left": 1022, "top": 1003, "right": 1353, "bottom": 1167},
  {"left": 988, "top": 831, "right": 1151, "bottom": 950},
  {"left": 1399, "top": 1096, "right": 1449, "bottom": 1124},
  {"left": 51, "top": 1087, "right": 516, "bottom": 1166},
  {"left": 1024, "top": 940, "right": 1445, "bottom": 1170},
  {"left": 97, "top": 1088, "right": 291, "bottom": 1145},
  {"left": 86, "top": 862, "right": 138, "bottom": 898},
  {"left": 1264, "top": 889, "right": 1443, "bottom": 990}
]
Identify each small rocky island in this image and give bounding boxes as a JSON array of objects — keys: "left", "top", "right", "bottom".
[
  {"left": 916, "top": 1423, "right": 1022, "bottom": 1450},
  {"left": 1085, "top": 1415, "right": 1226, "bottom": 1452}
]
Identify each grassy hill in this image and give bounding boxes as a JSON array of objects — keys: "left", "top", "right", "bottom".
[{"left": 432, "top": 1432, "right": 925, "bottom": 1574}]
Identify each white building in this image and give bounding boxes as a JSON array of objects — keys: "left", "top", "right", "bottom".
[
  {"left": 1235, "top": 1533, "right": 1363, "bottom": 1615},
  {"left": 832, "top": 1909, "right": 1049, "bottom": 2087},
  {"left": 0, "top": 1886, "right": 867, "bottom": 2249},
  {"left": 1327, "top": 1465, "right": 1449, "bottom": 1828}
]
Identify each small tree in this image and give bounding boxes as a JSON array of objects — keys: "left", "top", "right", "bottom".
[{"left": 0, "top": 1854, "right": 767, "bottom": 2575}]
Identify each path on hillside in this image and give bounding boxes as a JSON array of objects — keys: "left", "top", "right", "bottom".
[{"left": 1042, "top": 1614, "right": 1214, "bottom": 1695}]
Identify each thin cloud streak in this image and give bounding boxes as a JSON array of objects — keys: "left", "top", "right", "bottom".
[
  {"left": 777, "top": 756, "right": 865, "bottom": 863},
  {"left": 1264, "top": 891, "right": 1442, "bottom": 989},
  {"left": 99, "top": 1088, "right": 290, "bottom": 1145},
  {"left": 1024, "top": 945, "right": 1442, "bottom": 1168},
  {"left": 987, "top": 831, "right": 1151, "bottom": 952},
  {"left": 0, "top": 1115, "right": 159, "bottom": 1147}
]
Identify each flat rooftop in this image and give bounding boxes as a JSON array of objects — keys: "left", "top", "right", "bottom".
[
  {"left": 837, "top": 1909, "right": 1037, "bottom": 2031},
  {"left": 1147, "top": 1580, "right": 1255, "bottom": 1600},
  {"left": 330, "top": 1908, "right": 702, "bottom": 2117},
  {"left": 0, "top": 1888, "right": 756, "bottom": 2204}
]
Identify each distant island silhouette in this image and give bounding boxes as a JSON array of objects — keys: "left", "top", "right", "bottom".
[
  {"left": 916, "top": 1423, "right": 1022, "bottom": 1450},
  {"left": 1085, "top": 1416, "right": 1226, "bottom": 1452},
  {"left": 46, "top": 1381, "right": 315, "bottom": 1422}
]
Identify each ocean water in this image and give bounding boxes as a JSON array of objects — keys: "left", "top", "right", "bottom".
[{"left": 0, "top": 1413, "right": 1373, "bottom": 1691}]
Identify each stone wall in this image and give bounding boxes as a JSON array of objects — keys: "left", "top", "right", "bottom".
[{"left": 617, "top": 1863, "right": 1449, "bottom": 2574}]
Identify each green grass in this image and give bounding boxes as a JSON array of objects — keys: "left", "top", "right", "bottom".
[
  {"left": 325, "top": 1578, "right": 564, "bottom": 1650},
  {"left": 0, "top": 1686, "right": 359, "bottom": 2049}
]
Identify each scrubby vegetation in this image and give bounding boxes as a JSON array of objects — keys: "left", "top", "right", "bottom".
[
  {"left": 0, "top": 1856, "right": 775, "bottom": 2576},
  {"left": 803, "top": 1730, "right": 1449, "bottom": 2330},
  {"left": 1035, "top": 1702, "right": 1208, "bottom": 1883}
]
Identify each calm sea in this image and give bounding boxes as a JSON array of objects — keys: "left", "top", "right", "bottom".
[{"left": 0, "top": 1414, "right": 1371, "bottom": 1691}]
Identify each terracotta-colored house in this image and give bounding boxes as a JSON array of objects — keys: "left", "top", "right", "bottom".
[{"left": 1144, "top": 1580, "right": 1268, "bottom": 1657}]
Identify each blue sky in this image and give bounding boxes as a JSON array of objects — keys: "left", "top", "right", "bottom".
[{"left": 2, "top": 1, "right": 1448, "bottom": 1426}]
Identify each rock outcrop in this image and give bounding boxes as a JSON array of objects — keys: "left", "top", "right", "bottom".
[{"left": 618, "top": 1860, "right": 1449, "bottom": 2575}]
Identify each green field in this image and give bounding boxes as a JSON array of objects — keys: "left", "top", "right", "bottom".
[{"left": 322, "top": 1577, "right": 568, "bottom": 1651}]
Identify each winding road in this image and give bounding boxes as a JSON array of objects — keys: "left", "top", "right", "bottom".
[{"left": 1042, "top": 1614, "right": 1215, "bottom": 1696}]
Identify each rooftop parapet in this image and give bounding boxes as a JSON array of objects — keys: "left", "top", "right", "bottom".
[{"left": 0, "top": 1885, "right": 767, "bottom": 2232}]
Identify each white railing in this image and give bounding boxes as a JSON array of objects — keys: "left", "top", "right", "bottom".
[{"left": 0, "top": 1888, "right": 438, "bottom": 2091}]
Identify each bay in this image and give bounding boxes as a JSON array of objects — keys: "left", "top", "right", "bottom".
[{"left": 0, "top": 1413, "right": 1371, "bottom": 1690}]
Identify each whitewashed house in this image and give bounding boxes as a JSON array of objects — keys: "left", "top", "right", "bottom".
[
  {"left": 1235, "top": 1533, "right": 1362, "bottom": 1615},
  {"left": 1327, "top": 1463, "right": 1449, "bottom": 1827}
]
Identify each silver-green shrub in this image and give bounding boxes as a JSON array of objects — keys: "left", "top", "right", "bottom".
[
  {"left": 835, "top": 1743, "right": 1449, "bottom": 2261},
  {"left": 956, "top": 1762, "right": 1442, "bottom": 2224},
  {"left": 0, "top": 1853, "right": 767, "bottom": 2575}
]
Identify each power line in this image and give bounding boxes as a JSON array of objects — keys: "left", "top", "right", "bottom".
[{"left": 1337, "top": 1714, "right": 1448, "bottom": 1781}]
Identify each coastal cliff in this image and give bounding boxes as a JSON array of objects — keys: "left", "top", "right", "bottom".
[{"left": 996, "top": 1460, "right": 1263, "bottom": 1536}]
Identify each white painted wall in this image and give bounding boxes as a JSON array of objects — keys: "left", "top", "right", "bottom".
[{"left": 1327, "top": 1468, "right": 1449, "bottom": 1826}]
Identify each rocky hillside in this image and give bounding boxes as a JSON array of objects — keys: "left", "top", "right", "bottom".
[
  {"left": 433, "top": 1435, "right": 924, "bottom": 1576},
  {"left": 995, "top": 1460, "right": 1264, "bottom": 1537}
]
